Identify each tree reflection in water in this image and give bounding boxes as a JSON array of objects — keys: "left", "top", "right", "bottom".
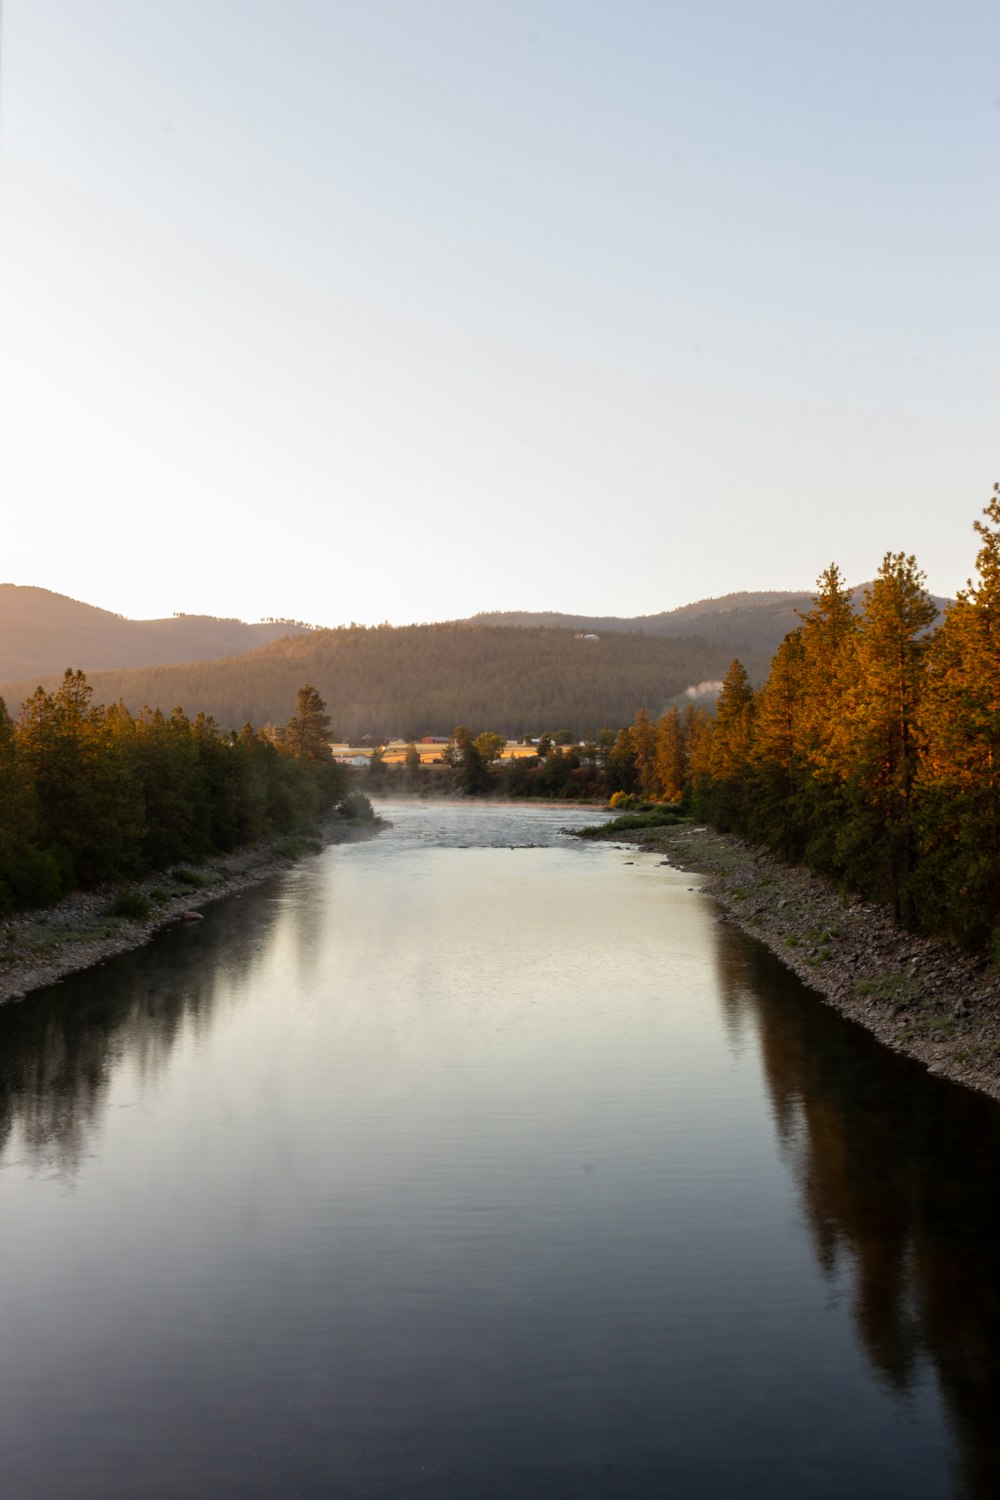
[
  {"left": 0, "top": 879, "right": 286, "bottom": 1178},
  {"left": 713, "top": 922, "right": 1000, "bottom": 1500}
]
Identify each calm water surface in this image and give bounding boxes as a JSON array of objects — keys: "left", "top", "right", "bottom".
[{"left": 1, "top": 801, "right": 999, "bottom": 1498}]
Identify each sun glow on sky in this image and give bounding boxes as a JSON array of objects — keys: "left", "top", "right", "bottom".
[{"left": 1, "top": 1, "right": 997, "bottom": 626}]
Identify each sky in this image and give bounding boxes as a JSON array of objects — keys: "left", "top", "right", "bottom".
[{"left": 0, "top": 0, "right": 997, "bottom": 627}]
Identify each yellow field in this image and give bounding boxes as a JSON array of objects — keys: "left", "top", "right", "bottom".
[{"left": 332, "top": 743, "right": 543, "bottom": 766}]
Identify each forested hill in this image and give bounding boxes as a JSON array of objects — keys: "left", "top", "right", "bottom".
[
  {"left": 0, "top": 622, "right": 769, "bottom": 741},
  {"left": 468, "top": 592, "right": 815, "bottom": 656},
  {"left": 0, "top": 585, "right": 313, "bottom": 681},
  {"left": 469, "top": 589, "right": 948, "bottom": 661}
]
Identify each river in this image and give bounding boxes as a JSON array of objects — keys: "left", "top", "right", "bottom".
[{"left": 0, "top": 800, "right": 998, "bottom": 1498}]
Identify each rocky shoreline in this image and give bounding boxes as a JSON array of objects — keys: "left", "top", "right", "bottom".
[
  {"left": 595, "top": 821, "right": 1000, "bottom": 1103},
  {"left": 0, "top": 815, "right": 384, "bottom": 1006}
]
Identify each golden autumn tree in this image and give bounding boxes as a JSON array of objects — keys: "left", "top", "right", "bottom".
[
  {"left": 916, "top": 485, "right": 1000, "bottom": 945},
  {"left": 838, "top": 554, "right": 937, "bottom": 918},
  {"left": 654, "top": 707, "right": 687, "bottom": 803}
]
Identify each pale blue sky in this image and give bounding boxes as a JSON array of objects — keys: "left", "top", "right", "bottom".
[{"left": 1, "top": 0, "right": 997, "bottom": 625}]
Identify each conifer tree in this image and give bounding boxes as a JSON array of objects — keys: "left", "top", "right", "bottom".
[
  {"left": 796, "top": 564, "right": 859, "bottom": 777},
  {"left": 630, "top": 707, "right": 658, "bottom": 795},
  {"left": 917, "top": 485, "right": 1000, "bottom": 944},
  {"left": 840, "top": 554, "right": 936, "bottom": 917},
  {"left": 284, "top": 685, "right": 335, "bottom": 763},
  {"left": 697, "top": 660, "right": 754, "bottom": 828},
  {"left": 606, "top": 727, "right": 639, "bottom": 796},
  {"left": 654, "top": 707, "right": 687, "bottom": 803},
  {"left": 788, "top": 566, "right": 859, "bottom": 872},
  {"left": 747, "top": 629, "right": 806, "bottom": 853}
]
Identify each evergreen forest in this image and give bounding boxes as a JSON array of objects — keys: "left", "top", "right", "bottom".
[
  {"left": 0, "top": 677, "right": 344, "bottom": 913},
  {"left": 0, "top": 621, "right": 780, "bottom": 742}
]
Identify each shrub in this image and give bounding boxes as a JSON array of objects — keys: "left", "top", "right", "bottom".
[
  {"left": 171, "top": 867, "right": 210, "bottom": 888},
  {"left": 112, "top": 890, "right": 152, "bottom": 921},
  {"left": 338, "top": 790, "right": 376, "bottom": 822},
  {"left": 273, "top": 834, "right": 323, "bottom": 859},
  {"left": 9, "top": 848, "right": 66, "bottom": 909}
]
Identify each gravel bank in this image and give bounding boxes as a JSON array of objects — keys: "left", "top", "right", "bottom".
[
  {"left": 595, "top": 821, "right": 1000, "bottom": 1103},
  {"left": 0, "top": 816, "right": 384, "bottom": 1005}
]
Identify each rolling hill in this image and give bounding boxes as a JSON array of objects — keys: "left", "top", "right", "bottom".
[
  {"left": 0, "top": 584, "right": 947, "bottom": 740},
  {"left": 0, "top": 621, "right": 765, "bottom": 740},
  {"left": 0, "top": 585, "right": 313, "bottom": 683}
]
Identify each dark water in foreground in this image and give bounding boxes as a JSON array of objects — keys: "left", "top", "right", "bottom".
[{"left": 1, "top": 801, "right": 999, "bottom": 1498}]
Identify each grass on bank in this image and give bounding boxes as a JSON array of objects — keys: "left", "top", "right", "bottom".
[{"left": 577, "top": 805, "right": 691, "bottom": 839}]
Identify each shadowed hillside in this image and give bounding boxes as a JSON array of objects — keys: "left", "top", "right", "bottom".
[
  {"left": 467, "top": 592, "right": 816, "bottom": 656},
  {"left": 0, "top": 622, "right": 767, "bottom": 740},
  {"left": 0, "top": 585, "right": 313, "bottom": 682},
  {"left": 468, "top": 587, "right": 948, "bottom": 661}
]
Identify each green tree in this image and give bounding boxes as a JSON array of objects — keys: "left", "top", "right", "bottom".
[
  {"left": 15, "top": 670, "right": 127, "bottom": 888},
  {"left": 474, "top": 731, "right": 506, "bottom": 766},
  {"left": 445, "top": 726, "right": 489, "bottom": 794},
  {"left": 403, "top": 742, "right": 422, "bottom": 778},
  {"left": 0, "top": 697, "right": 39, "bottom": 910},
  {"left": 284, "top": 685, "right": 335, "bottom": 763}
]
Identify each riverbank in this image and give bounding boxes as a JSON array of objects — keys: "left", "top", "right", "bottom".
[
  {"left": 0, "top": 813, "right": 384, "bottom": 1005},
  {"left": 590, "top": 820, "right": 1000, "bottom": 1102}
]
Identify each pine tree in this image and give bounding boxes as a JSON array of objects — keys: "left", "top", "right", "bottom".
[
  {"left": 917, "top": 486, "right": 1000, "bottom": 945},
  {"left": 791, "top": 566, "right": 859, "bottom": 873},
  {"left": 654, "top": 707, "right": 686, "bottom": 803},
  {"left": 630, "top": 707, "right": 658, "bottom": 795},
  {"left": 747, "top": 630, "right": 806, "bottom": 854},
  {"left": 698, "top": 660, "right": 754, "bottom": 829},
  {"left": 796, "top": 564, "right": 859, "bottom": 778},
  {"left": 284, "top": 685, "right": 335, "bottom": 763},
  {"left": 836, "top": 554, "right": 937, "bottom": 916}
]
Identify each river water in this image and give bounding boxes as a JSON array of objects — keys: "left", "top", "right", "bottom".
[{"left": 1, "top": 800, "right": 999, "bottom": 1498}]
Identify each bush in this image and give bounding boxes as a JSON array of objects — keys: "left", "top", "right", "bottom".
[
  {"left": 171, "top": 867, "right": 210, "bottom": 888},
  {"left": 8, "top": 847, "right": 67, "bottom": 909},
  {"left": 111, "top": 889, "right": 152, "bottom": 922},
  {"left": 338, "top": 790, "right": 376, "bottom": 822},
  {"left": 578, "top": 807, "right": 689, "bottom": 839},
  {"left": 273, "top": 834, "right": 322, "bottom": 859}
]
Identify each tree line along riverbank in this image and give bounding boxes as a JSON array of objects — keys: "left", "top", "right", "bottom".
[
  {"left": 0, "top": 675, "right": 347, "bottom": 914},
  {"left": 599, "top": 489, "right": 1000, "bottom": 965}
]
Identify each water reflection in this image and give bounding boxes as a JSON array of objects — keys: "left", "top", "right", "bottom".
[
  {"left": 713, "top": 925, "right": 1000, "bottom": 1500},
  {"left": 1, "top": 810, "right": 997, "bottom": 1497},
  {"left": 0, "top": 878, "right": 286, "bottom": 1176}
]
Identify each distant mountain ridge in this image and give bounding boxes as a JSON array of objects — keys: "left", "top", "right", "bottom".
[
  {"left": 467, "top": 584, "right": 949, "bottom": 659},
  {"left": 467, "top": 592, "right": 819, "bottom": 660},
  {"left": 0, "top": 585, "right": 313, "bottom": 683},
  {"left": 0, "top": 583, "right": 949, "bottom": 739}
]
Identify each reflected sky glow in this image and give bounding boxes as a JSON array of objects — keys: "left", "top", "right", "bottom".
[{"left": 0, "top": 802, "right": 997, "bottom": 1496}]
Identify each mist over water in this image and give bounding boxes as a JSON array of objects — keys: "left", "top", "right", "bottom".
[{"left": 0, "top": 801, "right": 997, "bottom": 1497}]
